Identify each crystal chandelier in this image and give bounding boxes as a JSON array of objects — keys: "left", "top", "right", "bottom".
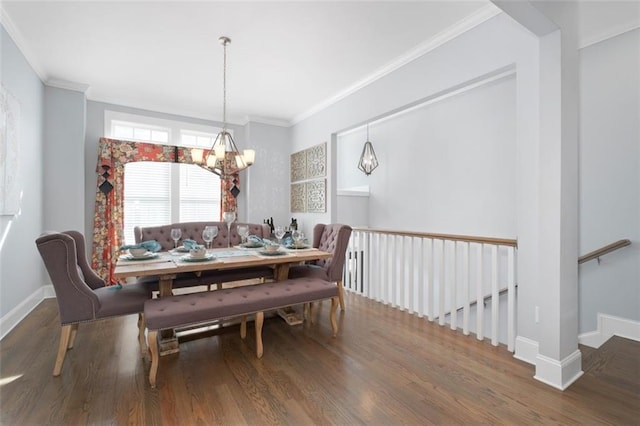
[
  {"left": 358, "top": 123, "right": 379, "bottom": 176},
  {"left": 192, "top": 36, "right": 255, "bottom": 177}
]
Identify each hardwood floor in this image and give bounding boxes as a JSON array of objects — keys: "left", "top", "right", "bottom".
[{"left": 1, "top": 292, "right": 638, "bottom": 425}]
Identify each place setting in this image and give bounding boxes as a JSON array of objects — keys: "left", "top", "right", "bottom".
[{"left": 118, "top": 241, "right": 166, "bottom": 263}]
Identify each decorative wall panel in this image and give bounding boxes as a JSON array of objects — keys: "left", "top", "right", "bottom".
[
  {"left": 290, "top": 182, "right": 306, "bottom": 212},
  {"left": 306, "top": 142, "right": 326, "bottom": 179},
  {"left": 290, "top": 150, "right": 306, "bottom": 182},
  {"left": 0, "top": 84, "right": 21, "bottom": 215},
  {"left": 306, "top": 179, "right": 326, "bottom": 213}
]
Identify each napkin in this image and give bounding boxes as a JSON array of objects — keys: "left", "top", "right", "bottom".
[
  {"left": 182, "top": 239, "right": 200, "bottom": 249},
  {"left": 119, "top": 240, "right": 162, "bottom": 252}
]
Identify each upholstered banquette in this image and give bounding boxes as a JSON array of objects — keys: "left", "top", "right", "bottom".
[{"left": 134, "top": 221, "right": 274, "bottom": 290}]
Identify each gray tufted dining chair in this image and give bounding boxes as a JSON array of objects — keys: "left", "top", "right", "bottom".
[
  {"left": 36, "top": 231, "right": 151, "bottom": 376},
  {"left": 287, "top": 224, "right": 352, "bottom": 310}
]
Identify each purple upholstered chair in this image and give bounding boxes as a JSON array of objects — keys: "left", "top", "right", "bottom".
[
  {"left": 36, "top": 231, "right": 151, "bottom": 376},
  {"left": 288, "top": 224, "right": 352, "bottom": 310}
]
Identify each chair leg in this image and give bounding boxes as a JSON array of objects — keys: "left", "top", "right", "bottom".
[
  {"left": 337, "top": 280, "right": 346, "bottom": 311},
  {"left": 138, "top": 313, "right": 147, "bottom": 356},
  {"left": 240, "top": 315, "right": 247, "bottom": 339},
  {"left": 53, "top": 325, "right": 72, "bottom": 376},
  {"left": 68, "top": 323, "right": 79, "bottom": 349},
  {"left": 147, "top": 330, "right": 159, "bottom": 388},
  {"left": 330, "top": 297, "right": 339, "bottom": 337},
  {"left": 255, "top": 311, "right": 264, "bottom": 359}
]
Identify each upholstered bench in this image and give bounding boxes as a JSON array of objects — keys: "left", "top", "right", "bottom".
[{"left": 144, "top": 277, "right": 339, "bottom": 388}]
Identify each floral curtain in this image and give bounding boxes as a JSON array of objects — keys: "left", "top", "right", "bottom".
[{"left": 92, "top": 137, "right": 238, "bottom": 284}]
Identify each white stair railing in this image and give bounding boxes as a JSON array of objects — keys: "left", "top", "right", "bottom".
[{"left": 344, "top": 228, "right": 518, "bottom": 351}]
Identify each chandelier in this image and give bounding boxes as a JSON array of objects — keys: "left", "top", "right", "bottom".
[
  {"left": 192, "top": 36, "right": 255, "bottom": 177},
  {"left": 358, "top": 123, "right": 379, "bottom": 176}
]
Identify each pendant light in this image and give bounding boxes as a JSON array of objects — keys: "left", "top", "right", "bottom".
[
  {"left": 358, "top": 123, "right": 379, "bottom": 176},
  {"left": 192, "top": 36, "right": 255, "bottom": 177}
]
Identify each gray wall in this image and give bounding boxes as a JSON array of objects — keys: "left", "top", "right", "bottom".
[
  {"left": 0, "top": 25, "right": 45, "bottom": 327},
  {"left": 44, "top": 86, "right": 86, "bottom": 232},
  {"left": 579, "top": 29, "right": 640, "bottom": 332}
]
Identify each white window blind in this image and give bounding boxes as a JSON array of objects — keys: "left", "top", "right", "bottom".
[
  {"left": 124, "top": 162, "right": 171, "bottom": 244},
  {"left": 179, "top": 163, "right": 220, "bottom": 222}
]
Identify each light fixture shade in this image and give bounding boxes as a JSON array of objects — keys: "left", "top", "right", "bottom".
[{"left": 358, "top": 140, "right": 379, "bottom": 176}]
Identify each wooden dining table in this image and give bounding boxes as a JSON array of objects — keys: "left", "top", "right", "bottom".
[{"left": 114, "top": 246, "right": 332, "bottom": 354}]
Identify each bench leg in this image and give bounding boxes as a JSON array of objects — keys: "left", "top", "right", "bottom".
[
  {"left": 138, "top": 313, "right": 147, "bottom": 356},
  {"left": 255, "top": 311, "right": 264, "bottom": 358},
  {"left": 337, "top": 280, "right": 346, "bottom": 311},
  {"left": 148, "top": 330, "right": 159, "bottom": 388},
  {"left": 330, "top": 297, "right": 339, "bottom": 337},
  {"left": 53, "top": 325, "right": 72, "bottom": 376},
  {"left": 240, "top": 315, "right": 247, "bottom": 339}
]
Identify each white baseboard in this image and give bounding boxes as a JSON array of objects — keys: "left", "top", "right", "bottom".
[
  {"left": 578, "top": 313, "right": 640, "bottom": 348},
  {"left": 0, "top": 285, "right": 54, "bottom": 341},
  {"left": 515, "top": 336, "right": 584, "bottom": 390},
  {"left": 514, "top": 336, "right": 538, "bottom": 365}
]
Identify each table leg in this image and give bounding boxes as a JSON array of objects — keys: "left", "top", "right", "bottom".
[
  {"left": 158, "top": 275, "right": 180, "bottom": 355},
  {"left": 274, "top": 263, "right": 304, "bottom": 325}
]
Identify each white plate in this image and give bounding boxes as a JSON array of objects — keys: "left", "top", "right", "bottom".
[
  {"left": 180, "top": 254, "right": 215, "bottom": 262},
  {"left": 122, "top": 252, "right": 159, "bottom": 261}
]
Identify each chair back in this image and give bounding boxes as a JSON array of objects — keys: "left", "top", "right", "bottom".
[
  {"left": 311, "top": 224, "right": 353, "bottom": 282},
  {"left": 36, "top": 231, "right": 105, "bottom": 324}
]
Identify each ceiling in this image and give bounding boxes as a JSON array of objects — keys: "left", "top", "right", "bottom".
[{"left": 1, "top": 1, "right": 638, "bottom": 126}]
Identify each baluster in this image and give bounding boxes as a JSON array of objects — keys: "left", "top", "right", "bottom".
[
  {"left": 450, "top": 241, "right": 457, "bottom": 331},
  {"left": 507, "top": 246, "right": 516, "bottom": 352},
  {"left": 462, "top": 242, "right": 470, "bottom": 336},
  {"left": 418, "top": 237, "right": 425, "bottom": 318},
  {"left": 439, "top": 239, "right": 446, "bottom": 326},
  {"left": 428, "top": 238, "right": 435, "bottom": 322},
  {"left": 476, "top": 243, "right": 484, "bottom": 341},
  {"left": 491, "top": 244, "right": 499, "bottom": 346}
]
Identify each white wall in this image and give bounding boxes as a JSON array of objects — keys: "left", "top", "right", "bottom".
[
  {"left": 579, "top": 29, "right": 640, "bottom": 332},
  {"left": 0, "top": 24, "right": 45, "bottom": 333},
  {"left": 337, "top": 75, "right": 517, "bottom": 237},
  {"left": 244, "top": 121, "right": 290, "bottom": 230}
]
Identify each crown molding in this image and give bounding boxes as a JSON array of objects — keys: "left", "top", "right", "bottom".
[
  {"left": 579, "top": 23, "right": 639, "bottom": 50},
  {"left": 242, "top": 115, "right": 290, "bottom": 128},
  {"left": 46, "top": 79, "right": 90, "bottom": 94},
  {"left": 290, "top": 3, "right": 502, "bottom": 126},
  {"left": 0, "top": 6, "right": 48, "bottom": 82},
  {"left": 87, "top": 93, "right": 248, "bottom": 127}
]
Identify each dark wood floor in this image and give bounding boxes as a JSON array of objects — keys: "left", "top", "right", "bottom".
[{"left": 1, "top": 292, "right": 638, "bottom": 425}]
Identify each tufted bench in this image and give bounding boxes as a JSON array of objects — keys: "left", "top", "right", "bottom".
[
  {"left": 144, "top": 277, "right": 339, "bottom": 388},
  {"left": 134, "top": 221, "right": 274, "bottom": 291}
]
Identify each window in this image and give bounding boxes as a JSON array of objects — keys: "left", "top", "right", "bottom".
[{"left": 106, "top": 111, "right": 223, "bottom": 244}]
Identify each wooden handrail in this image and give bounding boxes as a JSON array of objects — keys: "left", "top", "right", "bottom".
[
  {"left": 578, "top": 239, "right": 631, "bottom": 264},
  {"left": 351, "top": 227, "right": 517, "bottom": 247}
]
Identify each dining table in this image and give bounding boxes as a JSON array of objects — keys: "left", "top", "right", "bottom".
[{"left": 114, "top": 245, "right": 333, "bottom": 354}]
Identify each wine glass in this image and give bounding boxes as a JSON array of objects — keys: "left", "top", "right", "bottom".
[
  {"left": 202, "top": 226, "right": 217, "bottom": 250},
  {"left": 237, "top": 225, "right": 249, "bottom": 245},
  {"left": 274, "top": 226, "right": 285, "bottom": 246},
  {"left": 222, "top": 211, "right": 236, "bottom": 248},
  {"left": 170, "top": 228, "right": 182, "bottom": 248},
  {"left": 292, "top": 229, "right": 303, "bottom": 247}
]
